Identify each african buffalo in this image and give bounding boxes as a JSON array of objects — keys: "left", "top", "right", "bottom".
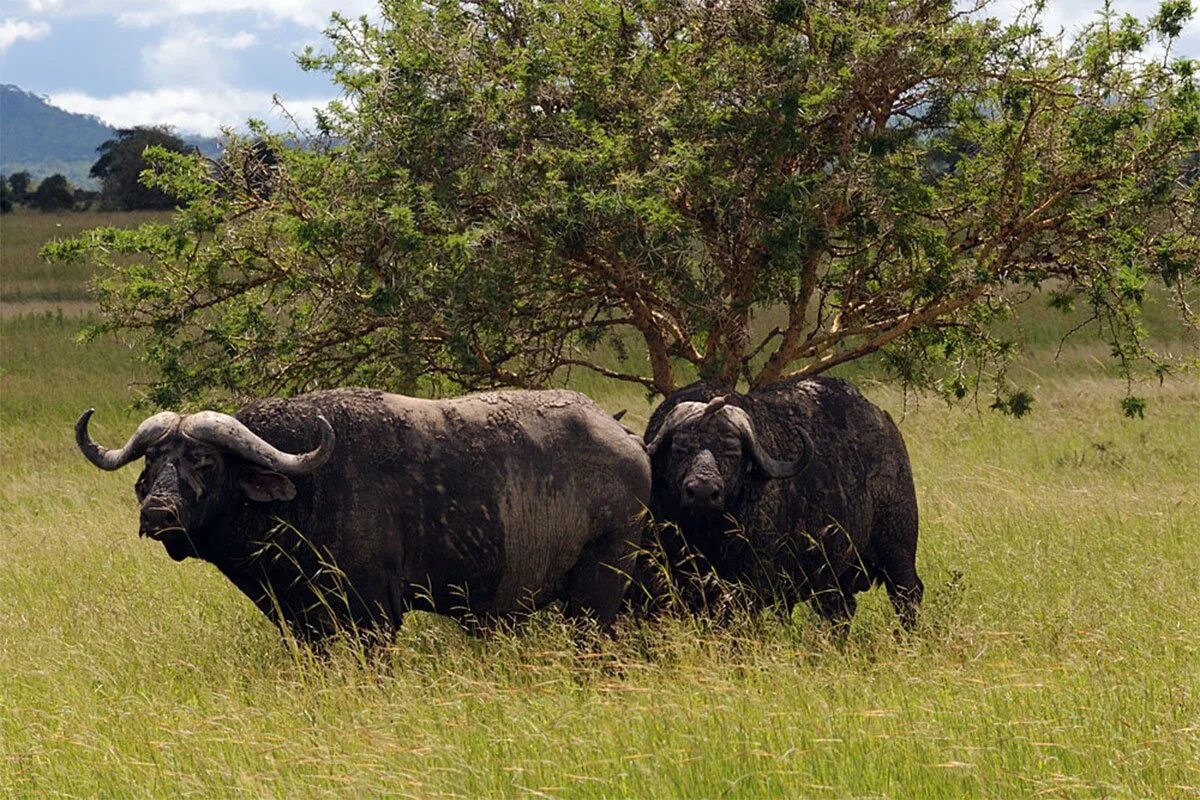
[
  {"left": 76, "top": 388, "right": 650, "bottom": 640},
  {"left": 636, "top": 376, "right": 922, "bottom": 630}
]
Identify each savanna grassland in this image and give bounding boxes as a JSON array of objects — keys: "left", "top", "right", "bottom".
[{"left": 2, "top": 210, "right": 1198, "bottom": 798}]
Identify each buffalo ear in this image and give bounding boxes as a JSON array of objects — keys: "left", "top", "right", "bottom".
[{"left": 238, "top": 469, "right": 297, "bottom": 502}]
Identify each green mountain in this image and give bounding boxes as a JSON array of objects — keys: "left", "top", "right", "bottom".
[{"left": 0, "top": 84, "right": 220, "bottom": 188}]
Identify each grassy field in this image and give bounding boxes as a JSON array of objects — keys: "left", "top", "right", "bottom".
[{"left": 2, "top": 211, "right": 1198, "bottom": 798}]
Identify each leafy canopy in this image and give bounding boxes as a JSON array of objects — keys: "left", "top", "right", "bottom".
[
  {"left": 90, "top": 126, "right": 189, "bottom": 211},
  {"left": 7, "top": 171, "right": 33, "bottom": 203},
  {"left": 29, "top": 173, "right": 75, "bottom": 212},
  {"left": 49, "top": 0, "right": 1199, "bottom": 409}
]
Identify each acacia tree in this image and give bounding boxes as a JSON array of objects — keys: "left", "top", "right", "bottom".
[{"left": 50, "top": 0, "right": 1199, "bottom": 409}]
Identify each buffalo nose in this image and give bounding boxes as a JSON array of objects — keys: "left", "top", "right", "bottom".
[
  {"left": 139, "top": 501, "right": 181, "bottom": 537},
  {"left": 682, "top": 479, "right": 722, "bottom": 508}
]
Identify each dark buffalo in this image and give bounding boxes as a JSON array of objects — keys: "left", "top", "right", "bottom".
[
  {"left": 637, "top": 376, "right": 922, "bottom": 630},
  {"left": 76, "top": 388, "right": 650, "bottom": 640}
]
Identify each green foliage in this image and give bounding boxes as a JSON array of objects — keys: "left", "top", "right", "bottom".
[
  {"left": 990, "top": 388, "right": 1035, "bottom": 418},
  {"left": 28, "top": 173, "right": 75, "bottom": 212},
  {"left": 1152, "top": 0, "right": 1194, "bottom": 37},
  {"left": 89, "top": 126, "right": 191, "bottom": 211},
  {"left": 7, "top": 170, "right": 32, "bottom": 203},
  {"left": 0, "top": 176, "right": 12, "bottom": 214},
  {"left": 51, "top": 1, "right": 1200, "bottom": 408},
  {"left": 0, "top": 159, "right": 100, "bottom": 189},
  {"left": 1121, "top": 394, "right": 1147, "bottom": 418}
]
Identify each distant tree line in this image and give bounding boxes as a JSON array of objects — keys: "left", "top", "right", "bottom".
[
  {"left": 0, "top": 170, "right": 96, "bottom": 212},
  {"left": 1, "top": 125, "right": 192, "bottom": 214}
]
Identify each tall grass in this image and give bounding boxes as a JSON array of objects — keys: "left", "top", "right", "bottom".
[
  {"left": 0, "top": 209, "right": 167, "bottom": 305},
  {"left": 2, "top": 212, "right": 1198, "bottom": 797}
]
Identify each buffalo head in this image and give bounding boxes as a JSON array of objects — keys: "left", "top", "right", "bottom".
[
  {"left": 76, "top": 408, "right": 334, "bottom": 561},
  {"left": 646, "top": 397, "right": 812, "bottom": 517}
]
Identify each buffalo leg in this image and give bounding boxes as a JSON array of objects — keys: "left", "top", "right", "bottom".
[
  {"left": 808, "top": 579, "right": 857, "bottom": 636},
  {"left": 881, "top": 569, "right": 923, "bottom": 631},
  {"left": 563, "top": 528, "right": 639, "bottom": 629},
  {"left": 870, "top": 505, "right": 924, "bottom": 630},
  {"left": 386, "top": 580, "right": 410, "bottom": 632}
]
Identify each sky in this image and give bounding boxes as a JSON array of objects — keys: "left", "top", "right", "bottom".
[
  {"left": 0, "top": 0, "right": 376, "bottom": 135},
  {"left": 1, "top": 0, "right": 1197, "bottom": 137}
]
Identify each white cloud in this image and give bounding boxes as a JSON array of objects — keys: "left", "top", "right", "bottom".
[
  {"left": 226, "top": 30, "right": 257, "bottom": 49},
  {"left": 986, "top": 0, "right": 1199, "bottom": 56},
  {"left": 141, "top": 24, "right": 261, "bottom": 87},
  {"left": 18, "top": 0, "right": 376, "bottom": 30},
  {"left": 49, "top": 86, "right": 333, "bottom": 136},
  {"left": 0, "top": 17, "right": 50, "bottom": 52}
]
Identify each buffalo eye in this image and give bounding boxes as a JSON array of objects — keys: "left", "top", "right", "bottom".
[
  {"left": 134, "top": 472, "right": 149, "bottom": 500},
  {"left": 180, "top": 453, "right": 217, "bottom": 497},
  {"left": 189, "top": 454, "right": 215, "bottom": 473}
]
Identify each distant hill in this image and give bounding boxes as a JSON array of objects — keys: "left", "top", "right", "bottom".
[{"left": 0, "top": 84, "right": 220, "bottom": 188}]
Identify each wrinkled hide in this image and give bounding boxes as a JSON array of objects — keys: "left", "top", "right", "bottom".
[
  {"left": 637, "top": 376, "right": 923, "bottom": 629},
  {"left": 78, "top": 389, "right": 650, "bottom": 641}
]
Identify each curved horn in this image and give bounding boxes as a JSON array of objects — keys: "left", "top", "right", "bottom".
[
  {"left": 180, "top": 411, "right": 335, "bottom": 475},
  {"left": 722, "top": 405, "right": 813, "bottom": 480},
  {"left": 700, "top": 396, "right": 728, "bottom": 419},
  {"left": 645, "top": 401, "right": 711, "bottom": 456},
  {"left": 76, "top": 408, "right": 181, "bottom": 470}
]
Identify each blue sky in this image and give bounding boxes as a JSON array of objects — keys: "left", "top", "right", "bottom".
[
  {"left": 0, "top": 0, "right": 375, "bottom": 135},
  {"left": 1, "top": 0, "right": 1197, "bottom": 137}
]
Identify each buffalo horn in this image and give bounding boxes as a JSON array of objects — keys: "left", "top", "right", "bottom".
[
  {"left": 722, "top": 405, "right": 813, "bottom": 480},
  {"left": 76, "top": 408, "right": 181, "bottom": 470},
  {"left": 180, "top": 411, "right": 335, "bottom": 475},
  {"left": 700, "top": 396, "right": 728, "bottom": 418},
  {"left": 645, "top": 396, "right": 730, "bottom": 456},
  {"left": 645, "top": 401, "right": 705, "bottom": 456}
]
